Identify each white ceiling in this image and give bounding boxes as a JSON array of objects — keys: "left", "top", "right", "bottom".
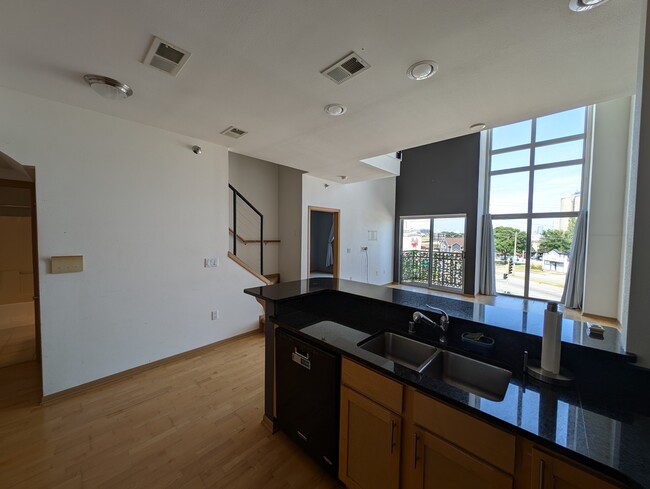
[{"left": 0, "top": 0, "right": 643, "bottom": 182}]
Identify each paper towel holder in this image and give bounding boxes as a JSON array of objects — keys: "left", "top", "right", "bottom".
[{"left": 526, "top": 360, "right": 574, "bottom": 386}]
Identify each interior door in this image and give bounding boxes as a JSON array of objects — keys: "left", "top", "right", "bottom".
[{"left": 308, "top": 207, "right": 340, "bottom": 279}]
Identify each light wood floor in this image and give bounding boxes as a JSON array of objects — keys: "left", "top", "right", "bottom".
[
  {"left": 0, "top": 301, "right": 36, "bottom": 367},
  {"left": 0, "top": 332, "right": 342, "bottom": 489}
]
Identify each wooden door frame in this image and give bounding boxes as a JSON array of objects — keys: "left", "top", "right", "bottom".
[
  {"left": 0, "top": 172, "right": 42, "bottom": 392},
  {"left": 307, "top": 206, "right": 340, "bottom": 279}
]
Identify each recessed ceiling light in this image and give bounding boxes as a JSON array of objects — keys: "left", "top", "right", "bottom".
[
  {"left": 83, "top": 74, "right": 133, "bottom": 100},
  {"left": 470, "top": 123, "right": 487, "bottom": 131},
  {"left": 569, "top": 0, "right": 610, "bottom": 12},
  {"left": 324, "top": 104, "right": 347, "bottom": 116},
  {"left": 407, "top": 60, "right": 439, "bottom": 81}
]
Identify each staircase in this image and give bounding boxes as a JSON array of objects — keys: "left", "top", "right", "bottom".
[{"left": 228, "top": 184, "right": 280, "bottom": 285}]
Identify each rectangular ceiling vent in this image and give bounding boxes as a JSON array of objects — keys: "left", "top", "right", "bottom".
[
  {"left": 321, "top": 52, "right": 370, "bottom": 85},
  {"left": 220, "top": 126, "right": 248, "bottom": 139},
  {"left": 143, "top": 36, "right": 191, "bottom": 76}
]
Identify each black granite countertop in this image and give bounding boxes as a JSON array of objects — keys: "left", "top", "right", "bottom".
[
  {"left": 273, "top": 317, "right": 650, "bottom": 488},
  {"left": 245, "top": 278, "right": 629, "bottom": 357},
  {"left": 245, "top": 279, "right": 650, "bottom": 488}
]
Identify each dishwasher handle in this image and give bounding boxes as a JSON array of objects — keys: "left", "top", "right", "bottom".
[{"left": 292, "top": 347, "right": 311, "bottom": 370}]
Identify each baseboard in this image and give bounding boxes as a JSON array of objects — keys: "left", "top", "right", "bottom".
[
  {"left": 261, "top": 415, "right": 278, "bottom": 433},
  {"left": 41, "top": 329, "right": 262, "bottom": 405}
]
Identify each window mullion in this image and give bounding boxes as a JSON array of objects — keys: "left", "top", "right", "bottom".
[{"left": 523, "top": 118, "right": 536, "bottom": 297}]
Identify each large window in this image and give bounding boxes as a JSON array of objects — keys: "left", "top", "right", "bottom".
[{"left": 487, "top": 107, "right": 588, "bottom": 301}]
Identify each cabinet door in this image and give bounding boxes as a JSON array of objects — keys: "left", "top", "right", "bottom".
[
  {"left": 339, "top": 386, "right": 401, "bottom": 489},
  {"left": 531, "top": 448, "right": 621, "bottom": 489},
  {"left": 410, "top": 427, "right": 513, "bottom": 489}
]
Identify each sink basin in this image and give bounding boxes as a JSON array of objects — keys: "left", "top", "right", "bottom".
[
  {"left": 358, "top": 331, "right": 512, "bottom": 401},
  {"left": 422, "top": 350, "right": 512, "bottom": 402},
  {"left": 358, "top": 332, "right": 438, "bottom": 373}
]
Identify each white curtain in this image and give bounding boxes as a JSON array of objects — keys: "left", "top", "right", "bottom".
[
  {"left": 562, "top": 210, "right": 588, "bottom": 309},
  {"left": 325, "top": 222, "right": 335, "bottom": 268},
  {"left": 479, "top": 214, "right": 497, "bottom": 296}
]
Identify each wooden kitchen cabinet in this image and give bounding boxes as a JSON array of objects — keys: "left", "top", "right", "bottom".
[
  {"left": 409, "top": 426, "right": 513, "bottom": 489},
  {"left": 339, "top": 358, "right": 403, "bottom": 489},
  {"left": 337, "top": 359, "right": 626, "bottom": 489},
  {"left": 402, "top": 389, "right": 514, "bottom": 489},
  {"left": 339, "top": 385, "right": 401, "bottom": 489},
  {"left": 530, "top": 447, "right": 622, "bottom": 489}
]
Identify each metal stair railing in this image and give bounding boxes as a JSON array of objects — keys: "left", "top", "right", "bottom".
[{"left": 229, "top": 184, "right": 264, "bottom": 275}]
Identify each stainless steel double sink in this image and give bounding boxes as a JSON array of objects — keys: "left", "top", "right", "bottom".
[{"left": 358, "top": 331, "right": 512, "bottom": 402}]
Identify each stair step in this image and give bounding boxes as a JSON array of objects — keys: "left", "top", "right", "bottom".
[{"left": 264, "top": 273, "right": 280, "bottom": 284}]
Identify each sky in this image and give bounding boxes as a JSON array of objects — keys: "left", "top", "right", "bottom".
[
  {"left": 403, "top": 217, "right": 466, "bottom": 234},
  {"left": 488, "top": 106, "right": 586, "bottom": 228}
]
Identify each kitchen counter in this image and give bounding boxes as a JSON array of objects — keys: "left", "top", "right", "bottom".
[
  {"left": 279, "top": 318, "right": 650, "bottom": 489},
  {"left": 245, "top": 279, "right": 650, "bottom": 488},
  {"left": 245, "top": 278, "right": 628, "bottom": 356}
]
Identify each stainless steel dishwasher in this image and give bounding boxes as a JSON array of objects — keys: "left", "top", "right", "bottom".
[{"left": 275, "top": 328, "right": 340, "bottom": 475}]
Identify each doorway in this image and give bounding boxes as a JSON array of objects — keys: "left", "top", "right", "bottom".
[
  {"left": 308, "top": 207, "right": 339, "bottom": 279},
  {"left": 0, "top": 164, "right": 41, "bottom": 394}
]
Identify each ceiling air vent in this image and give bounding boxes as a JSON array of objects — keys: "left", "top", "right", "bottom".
[
  {"left": 321, "top": 52, "right": 370, "bottom": 85},
  {"left": 143, "top": 36, "right": 191, "bottom": 76},
  {"left": 220, "top": 126, "right": 248, "bottom": 139}
]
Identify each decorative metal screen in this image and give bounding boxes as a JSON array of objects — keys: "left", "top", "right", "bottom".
[{"left": 401, "top": 250, "right": 464, "bottom": 289}]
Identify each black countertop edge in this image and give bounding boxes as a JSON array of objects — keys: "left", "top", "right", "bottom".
[
  {"left": 272, "top": 317, "right": 645, "bottom": 489},
  {"left": 245, "top": 279, "right": 634, "bottom": 362}
]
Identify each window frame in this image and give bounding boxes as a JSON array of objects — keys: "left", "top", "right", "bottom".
[
  {"left": 485, "top": 106, "right": 593, "bottom": 299},
  {"left": 398, "top": 213, "right": 467, "bottom": 293}
]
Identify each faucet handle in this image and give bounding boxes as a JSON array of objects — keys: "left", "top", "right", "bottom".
[{"left": 425, "top": 304, "right": 449, "bottom": 328}]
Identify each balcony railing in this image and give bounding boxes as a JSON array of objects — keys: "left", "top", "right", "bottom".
[{"left": 400, "top": 250, "right": 464, "bottom": 290}]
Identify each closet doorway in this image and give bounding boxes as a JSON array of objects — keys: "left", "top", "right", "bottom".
[
  {"left": 0, "top": 159, "right": 41, "bottom": 381},
  {"left": 308, "top": 207, "right": 339, "bottom": 279}
]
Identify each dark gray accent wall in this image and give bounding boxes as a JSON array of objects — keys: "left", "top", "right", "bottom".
[{"left": 395, "top": 133, "right": 481, "bottom": 295}]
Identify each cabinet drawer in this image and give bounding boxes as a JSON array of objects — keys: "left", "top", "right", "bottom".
[
  {"left": 342, "top": 357, "right": 403, "bottom": 413},
  {"left": 413, "top": 391, "right": 515, "bottom": 474}
]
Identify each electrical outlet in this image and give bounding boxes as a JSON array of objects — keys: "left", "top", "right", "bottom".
[
  {"left": 204, "top": 257, "right": 219, "bottom": 268},
  {"left": 211, "top": 310, "right": 220, "bottom": 320},
  {"left": 347, "top": 248, "right": 351, "bottom": 254}
]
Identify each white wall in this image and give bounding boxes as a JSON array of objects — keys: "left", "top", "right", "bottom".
[
  {"left": 301, "top": 175, "right": 395, "bottom": 285},
  {"left": 278, "top": 166, "right": 303, "bottom": 282},
  {"left": 627, "top": 0, "right": 650, "bottom": 368},
  {"left": 228, "top": 152, "right": 280, "bottom": 275},
  {"left": 0, "top": 86, "right": 264, "bottom": 395},
  {"left": 583, "top": 97, "right": 632, "bottom": 319}
]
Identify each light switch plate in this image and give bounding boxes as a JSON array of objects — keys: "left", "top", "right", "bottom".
[
  {"left": 51, "top": 255, "right": 83, "bottom": 274},
  {"left": 204, "top": 257, "right": 219, "bottom": 268}
]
